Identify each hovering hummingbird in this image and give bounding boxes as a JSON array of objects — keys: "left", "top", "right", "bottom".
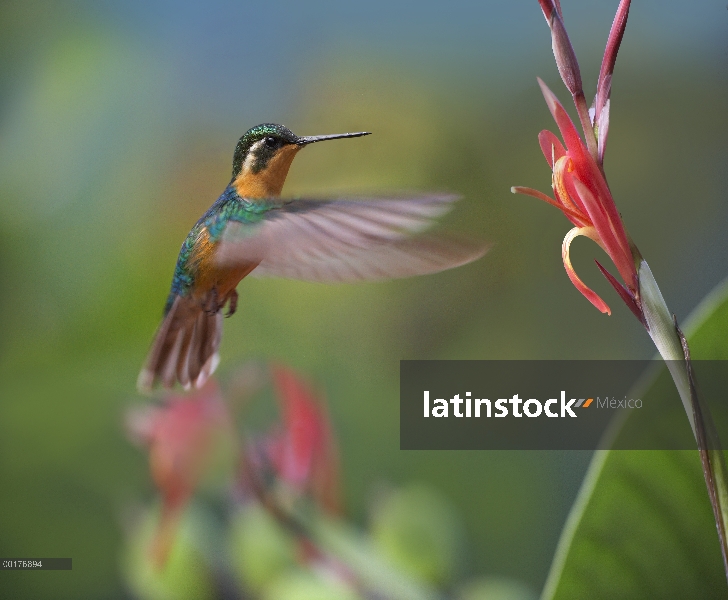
[{"left": 138, "top": 123, "right": 487, "bottom": 392}]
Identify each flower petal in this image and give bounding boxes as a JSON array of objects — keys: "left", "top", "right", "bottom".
[
  {"left": 510, "top": 186, "right": 588, "bottom": 227},
  {"left": 538, "top": 130, "right": 566, "bottom": 169},
  {"left": 562, "top": 226, "right": 611, "bottom": 314},
  {"left": 272, "top": 365, "right": 342, "bottom": 515},
  {"left": 537, "top": 78, "right": 587, "bottom": 160},
  {"left": 595, "top": 259, "right": 644, "bottom": 325},
  {"left": 561, "top": 143, "right": 633, "bottom": 279},
  {"left": 569, "top": 177, "right": 634, "bottom": 286}
]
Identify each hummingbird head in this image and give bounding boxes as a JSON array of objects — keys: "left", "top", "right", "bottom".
[{"left": 230, "top": 123, "right": 370, "bottom": 198}]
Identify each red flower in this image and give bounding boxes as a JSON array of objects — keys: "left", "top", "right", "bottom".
[
  {"left": 127, "top": 380, "right": 231, "bottom": 567},
  {"left": 268, "top": 365, "right": 342, "bottom": 516},
  {"left": 513, "top": 0, "right": 643, "bottom": 321}
]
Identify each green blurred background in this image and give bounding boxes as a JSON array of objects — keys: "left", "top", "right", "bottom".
[{"left": 0, "top": 0, "right": 726, "bottom": 597}]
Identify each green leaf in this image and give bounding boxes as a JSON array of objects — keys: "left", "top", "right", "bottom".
[
  {"left": 542, "top": 278, "right": 728, "bottom": 600},
  {"left": 229, "top": 503, "right": 297, "bottom": 594},
  {"left": 122, "top": 503, "right": 216, "bottom": 600},
  {"left": 306, "top": 514, "right": 443, "bottom": 600},
  {"left": 370, "top": 484, "right": 463, "bottom": 586},
  {"left": 262, "top": 570, "right": 362, "bottom": 600},
  {"left": 457, "top": 576, "right": 538, "bottom": 600}
]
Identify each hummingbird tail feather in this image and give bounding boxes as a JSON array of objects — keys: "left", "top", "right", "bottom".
[{"left": 138, "top": 295, "right": 222, "bottom": 393}]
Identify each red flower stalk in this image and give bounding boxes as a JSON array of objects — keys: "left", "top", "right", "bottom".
[
  {"left": 513, "top": 0, "right": 642, "bottom": 321},
  {"left": 269, "top": 365, "right": 342, "bottom": 516},
  {"left": 521, "top": 1, "right": 728, "bottom": 585},
  {"left": 127, "top": 380, "right": 231, "bottom": 567},
  {"left": 236, "top": 366, "right": 350, "bottom": 582}
]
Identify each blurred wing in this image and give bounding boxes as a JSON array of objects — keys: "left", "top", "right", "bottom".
[{"left": 215, "top": 195, "right": 488, "bottom": 282}]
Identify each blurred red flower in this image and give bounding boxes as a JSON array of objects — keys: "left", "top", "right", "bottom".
[
  {"left": 268, "top": 365, "right": 342, "bottom": 516},
  {"left": 127, "top": 379, "right": 231, "bottom": 567}
]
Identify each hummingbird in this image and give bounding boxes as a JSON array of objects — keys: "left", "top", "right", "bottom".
[{"left": 138, "top": 123, "right": 487, "bottom": 392}]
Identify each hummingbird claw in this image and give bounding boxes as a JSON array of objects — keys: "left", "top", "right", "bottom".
[
  {"left": 225, "top": 290, "right": 238, "bottom": 318},
  {"left": 203, "top": 288, "right": 222, "bottom": 315}
]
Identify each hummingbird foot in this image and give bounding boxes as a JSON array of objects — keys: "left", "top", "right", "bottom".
[
  {"left": 225, "top": 290, "right": 238, "bottom": 318},
  {"left": 203, "top": 288, "right": 222, "bottom": 315}
]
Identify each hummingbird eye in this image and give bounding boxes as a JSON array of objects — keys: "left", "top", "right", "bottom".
[{"left": 264, "top": 136, "right": 277, "bottom": 148}]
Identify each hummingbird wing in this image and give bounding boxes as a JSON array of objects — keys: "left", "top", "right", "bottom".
[{"left": 215, "top": 195, "right": 488, "bottom": 282}]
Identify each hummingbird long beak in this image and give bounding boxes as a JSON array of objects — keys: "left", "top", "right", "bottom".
[{"left": 296, "top": 131, "right": 371, "bottom": 145}]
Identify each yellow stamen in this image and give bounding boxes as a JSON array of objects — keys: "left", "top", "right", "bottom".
[{"left": 552, "top": 156, "right": 584, "bottom": 218}]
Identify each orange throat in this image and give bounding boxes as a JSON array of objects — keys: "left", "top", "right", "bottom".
[{"left": 233, "top": 144, "right": 300, "bottom": 198}]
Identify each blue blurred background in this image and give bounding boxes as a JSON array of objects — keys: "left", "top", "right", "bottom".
[{"left": 0, "top": 0, "right": 726, "bottom": 597}]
